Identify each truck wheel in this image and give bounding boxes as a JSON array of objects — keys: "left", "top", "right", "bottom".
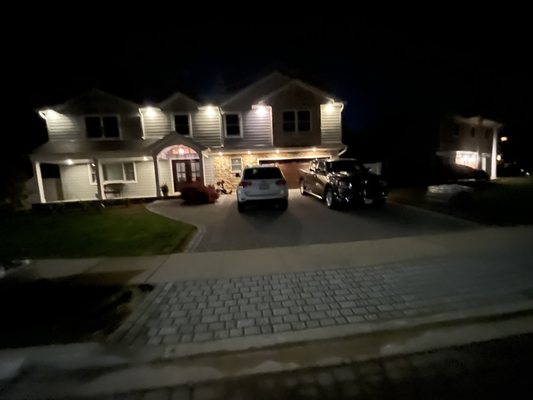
[
  {"left": 299, "top": 180, "right": 308, "bottom": 196},
  {"left": 325, "top": 188, "right": 337, "bottom": 209}
]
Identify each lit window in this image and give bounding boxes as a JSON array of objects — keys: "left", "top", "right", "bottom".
[
  {"left": 230, "top": 157, "right": 242, "bottom": 173},
  {"left": 224, "top": 114, "right": 241, "bottom": 137},
  {"left": 85, "top": 116, "right": 119, "bottom": 138},
  {"left": 282, "top": 110, "right": 311, "bottom": 132},
  {"left": 174, "top": 114, "right": 190, "bottom": 136}
]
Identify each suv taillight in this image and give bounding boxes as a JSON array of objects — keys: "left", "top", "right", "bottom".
[
  {"left": 275, "top": 179, "right": 287, "bottom": 186},
  {"left": 239, "top": 181, "right": 252, "bottom": 187}
]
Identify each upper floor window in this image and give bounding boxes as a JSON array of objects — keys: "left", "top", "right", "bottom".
[
  {"left": 224, "top": 114, "right": 241, "bottom": 137},
  {"left": 470, "top": 127, "right": 476, "bottom": 138},
  {"left": 174, "top": 114, "right": 191, "bottom": 136},
  {"left": 85, "top": 116, "right": 120, "bottom": 139},
  {"left": 283, "top": 110, "right": 311, "bottom": 132}
]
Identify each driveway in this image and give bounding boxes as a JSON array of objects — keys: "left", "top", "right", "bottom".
[{"left": 149, "top": 190, "right": 479, "bottom": 252}]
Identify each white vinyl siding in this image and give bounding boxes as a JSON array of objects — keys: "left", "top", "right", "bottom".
[
  {"left": 141, "top": 108, "right": 171, "bottom": 138},
  {"left": 45, "top": 113, "right": 85, "bottom": 141},
  {"left": 60, "top": 164, "right": 98, "bottom": 201},
  {"left": 191, "top": 109, "right": 222, "bottom": 147},
  {"left": 320, "top": 103, "right": 342, "bottom": 144}
]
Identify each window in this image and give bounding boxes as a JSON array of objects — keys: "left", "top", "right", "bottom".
[
  {"left": 224, "top": 114, "right": 241, "bottom": 137},
  {"left": 85, "top": 116, "right": 120, "bottom": 138},
  {"left": 92, "top": 162, "right": 136, "bottom": 183},
  {"left": 317, "top": 161, "right": 326, "bottom": 174},
  {"left": 89, "top": 164, "right": 97, "bottom": 184},
  {"left": 243, "top": 167, "right": 283, "bottom": 180},
  {"left": 230, "top": 157, "right": 242, "bottom": 173},
  {"left": 174, "top": 114, "right": 190, "bottom": 136},
  {"left": 282, "top": 110, "right": 311, "bottom": 132},
  {"left": 470, "top": 127, "right": 476, "bottom": 138},
  {"left": 453, "top": 124, "right": 460, "bottom": 137}
]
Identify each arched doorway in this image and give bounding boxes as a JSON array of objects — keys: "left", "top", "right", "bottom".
[{"left": 157, "top": 145, "right": 201, "bottom": 192}]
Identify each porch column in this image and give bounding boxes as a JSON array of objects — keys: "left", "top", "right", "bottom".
[
  {"left": 153, "top": 155, "right": 161, "bottom": 197},
  {"left": 491, "top": 127, "right": 498, "bottom": 180},
  {"left": 32, "top": 160, "right": 46, "bottom": 203},
  {"left": 94, "top": 158, "right": 105, "bottom": 200}
]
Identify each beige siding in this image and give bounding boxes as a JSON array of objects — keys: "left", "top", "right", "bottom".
[
  {"left": 46, "top": 113, "right": 84, "bottom": 141},
  {"left": 141, "top": 109, "right": 171, "bottom": 138},
  {"left": 320, "top": 104, "right": 342, "bottom": 144},
  {"left": 60, "top": 164, "right": 96, "bottom": 201},
  {"left": 222, "top": 108, "right": 273, "bottom": 148},
  {"left": 120, "top": 161, "right": 156, "bottom": 197},
  {"left": 158, "top": 160, "right": 173, "bottom": 193},
  {"left": 191, "top": 109, "right": 222, "bottom": 147}
]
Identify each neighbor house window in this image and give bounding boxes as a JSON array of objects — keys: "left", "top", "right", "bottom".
[
  {"left": 282, "top": 110, "right": 311, "bottom": 132},
  {"left": 85, "top": 116, "right": 120, "bottom": 138},
  {"left": 470, "top": 127, "right": 476, "bottom": 138},
  {"left": 174, "top": 114, "right": 191, "bottom": 136},
  {"left": 453, "top": 124, "right": 460, "bottom": 137},
  {"left": 230, "top": 157, "right": 242, "bottom": 173},
  {"left": 224, "top": 114, "right": 241, "bottom": 137},
  {"left": 102, "top": 162, "right": 136, "bottom": 182}
]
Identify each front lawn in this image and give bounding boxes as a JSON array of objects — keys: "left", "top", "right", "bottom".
[
  {"left": 390, "top": 177, "right": 533, "bottom": 226},
  {"left": 0, "top": 204, "right": 196, "bottom": 259}
]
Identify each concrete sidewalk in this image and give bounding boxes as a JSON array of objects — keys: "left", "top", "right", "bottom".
[{"left": 12, "top": 225, "right": 533, "bottom": 284}]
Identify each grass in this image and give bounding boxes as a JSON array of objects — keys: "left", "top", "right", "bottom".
[
  {"left": 390, "top": 177, "right": 533, "bottom": 226},
  {"left": 0, "top": 276, "right": 150, "bottom": 348},
  {"left": 0, "top": 204, "right": 196, "bottom": 259}
]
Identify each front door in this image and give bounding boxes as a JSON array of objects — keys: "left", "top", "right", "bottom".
[{"left": 172, "top": 159, "right": 201, "bottom": 192}]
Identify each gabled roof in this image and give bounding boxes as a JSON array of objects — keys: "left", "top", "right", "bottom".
[
  {"left": 48, "top": 89, "right": 141, "bottom": 113},
  {"left": 158, "top": 91, "right": 199, "bottom": 109},
  {"left": 258, "top": 79, "right": 343, "bottom": 104},
  {"left": 220, "top": 71, "right": 343, "bottom": 109},
  {"left": 220, "top": 71, "right": 292, "bottom": 108}
]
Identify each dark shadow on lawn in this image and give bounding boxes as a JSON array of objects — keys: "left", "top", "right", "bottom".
[{"left": 0, "top": 273, "right": 152, "bottom": 349}]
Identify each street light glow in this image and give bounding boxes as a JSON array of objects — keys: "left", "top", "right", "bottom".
[{"left": 500, "top": 136, "right": 508, "bottom": 142}]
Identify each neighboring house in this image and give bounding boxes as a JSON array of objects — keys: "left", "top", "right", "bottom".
[
  {"left": 437, "top": 114, "right": 502, "bottom": 179},
  {"left": 27, "top": 72, "right": 345, "bottom": 204}
]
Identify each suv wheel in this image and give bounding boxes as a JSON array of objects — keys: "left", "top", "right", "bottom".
[
  {"left": 299, "top": 180, "right": 308, "bottom": 196},
  {"left": 325, "top": 188, "right": 337, "bottom": 209}
]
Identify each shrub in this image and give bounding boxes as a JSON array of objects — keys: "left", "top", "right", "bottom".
[{"left": 180, "top": 183, "right": 219, "bottom": 205}]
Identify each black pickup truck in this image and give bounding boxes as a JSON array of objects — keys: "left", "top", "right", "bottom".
[{"left": 299, "top": 159, "right": 387, "bottom": 208}]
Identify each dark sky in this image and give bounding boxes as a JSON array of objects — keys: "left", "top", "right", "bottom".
[{"left": 5, "top": 10, "right": 533, "bottom": 164}]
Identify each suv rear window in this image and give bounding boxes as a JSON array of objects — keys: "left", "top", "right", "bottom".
[{"left": 243, "top": 167, "right": 283, "bottom": 180}]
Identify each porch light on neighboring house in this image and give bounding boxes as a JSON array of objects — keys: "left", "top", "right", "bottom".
[
  {"left": 247, "top": 150, "right": 251, "bottom": 155},
  {"left": 218, "top": 151, "right": 223, "bottom": 156},
  {"left": 66, "top": 159, "right": 73, "bottom": 165},
  {"left": 324, "top": 103, "right": 335, "bottom": 113},
  {"left": 143, "top": 156, "right": 150, "bottom": 161},
  {"left": 500, "top": 136, "right": 508, "bottom": 142},
  {"left": 313, "top": 147, "right": 317, "bottom": 152},
  {"left": 178, "top": 147, "right": 185, "bottom": 155},
  {"left": 199, "top": 105, "right": 218, "bottom": 116},
  {"left": 276, "top": 149, "right": 280, "bottom": 154},
  {"left": 252, "top": 104, "right": 268, "bottom": 115},
  {"left": 142, "top": 106, "right": 159, "bottom": 118},
  {"left": 496, "top": 154, "right": 502, "bottom": 161}
]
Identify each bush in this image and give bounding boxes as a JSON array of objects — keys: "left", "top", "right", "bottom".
[{"left": 180, "top": 183, "right": 219, "bottom": 205}]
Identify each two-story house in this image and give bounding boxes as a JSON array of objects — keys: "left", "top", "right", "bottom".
[
  {"left": 437, "top": 114, "right": 502, "bottom": 179},
  {"left": 27, "top": 72, "right": 345, "bottom": 204}
]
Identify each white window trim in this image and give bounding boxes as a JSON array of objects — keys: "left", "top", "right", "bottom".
[
  {"left": 230, "top": 157, "right": 243, "bottom": 173},
  {"left": 171, "top": 113, "right": 193, "bottom": 137},
  {"left": 101, "top": 162, "right": 137, "bottom": 183},
  {"left": 223, "top": 112, "right": 244, "bottom": 138},
  {"left": 89, "top": 164, "right": 97, "bottom": 185},
  {"left": 84, "top": 114, "right": 122, "bottom": 140},
  {"left": 282, "top": 109, "right": 312, "bottom": 133}
]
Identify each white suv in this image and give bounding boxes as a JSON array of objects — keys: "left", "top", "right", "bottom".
[{"left": 237, "top": 166, "right": 289, "bottom": 212}]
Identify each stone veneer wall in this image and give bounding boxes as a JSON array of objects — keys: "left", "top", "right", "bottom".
[{"left": 212, "top": 150, "right": 336, "bottom": 189}]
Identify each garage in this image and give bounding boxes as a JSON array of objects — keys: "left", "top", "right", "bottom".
[{"left": 259, "top": 159, "right": 313, "bottom": 188}]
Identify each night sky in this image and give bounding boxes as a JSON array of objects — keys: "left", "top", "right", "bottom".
[{"left": 5, "top": 10, "right": 532, "bottom": 168}]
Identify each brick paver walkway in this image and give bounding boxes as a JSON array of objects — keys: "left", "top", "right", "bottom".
[{"left": 111, "top": 253, "right": 533, "bottom": 347}]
